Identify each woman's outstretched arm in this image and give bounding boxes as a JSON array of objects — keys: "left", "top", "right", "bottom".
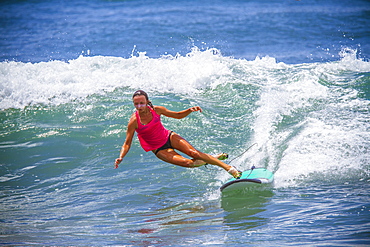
[{"left": 155, "top": 106, "right": 202, "bottom": 119}]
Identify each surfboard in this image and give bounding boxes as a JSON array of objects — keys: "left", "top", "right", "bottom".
[{"left": 220, "top": 167, "right": 274, "bottom": 193}]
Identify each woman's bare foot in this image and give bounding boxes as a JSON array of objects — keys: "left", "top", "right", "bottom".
[{"left": 228, "top": 166, "right": 242, "bottom": 179}]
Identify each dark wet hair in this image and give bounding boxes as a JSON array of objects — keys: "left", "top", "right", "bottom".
[{"left": 132, "top": 90, "right": 154, "bottom": 109}]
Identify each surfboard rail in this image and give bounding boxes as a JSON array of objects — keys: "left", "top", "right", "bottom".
[{"left": 220, "top": 168, "right": 274, "bottom": 192}]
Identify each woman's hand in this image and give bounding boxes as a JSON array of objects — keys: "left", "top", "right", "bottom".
[
  {"left": 114, "top": 158, "right": 123, "bottom": 169},
  {"left": 189, "top": 106, "right": 202, "bottom": 113}
]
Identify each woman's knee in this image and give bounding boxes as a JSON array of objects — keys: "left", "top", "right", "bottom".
[{"left": 187, "top": 149, "right": 203, "bottom": 160}]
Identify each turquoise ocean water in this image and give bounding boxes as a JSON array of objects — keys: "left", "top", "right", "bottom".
[{"left": 1, "top": 0, "right": 369, "bottom": 246}]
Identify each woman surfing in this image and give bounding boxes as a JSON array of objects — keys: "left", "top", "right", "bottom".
[{"left": 115, "top": 90, "right": 242, "bottom": 179}]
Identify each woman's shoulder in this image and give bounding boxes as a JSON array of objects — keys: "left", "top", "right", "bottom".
[
  {"left": 128, "top": 112, "right": 138, "bottom": 125},
  {"left": 153, "top": 105, "right": 166, "bottom": 114}
]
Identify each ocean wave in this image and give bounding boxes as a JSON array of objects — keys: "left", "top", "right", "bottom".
[
  {"left": 1, "top": 47, "right": 369, "bottom": 188},
  {"left": 0, "top": 47, "right": 368, "bottom": 110}
]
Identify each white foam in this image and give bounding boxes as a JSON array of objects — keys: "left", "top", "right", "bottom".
[
  {"left": 1, "top": 47, "right": 368, "bottom": 110},
  {"left": 275, "top": 117, "right": 369, "bottom": 187},
  {"left": 247, "top": 48, "right": 370, "bottom": 187},
  {"left": 0, "top": 48, "right": 232, "bottom": 109},
  {"left": 248, "top": 64, "right": 329, "bottom": 170}
]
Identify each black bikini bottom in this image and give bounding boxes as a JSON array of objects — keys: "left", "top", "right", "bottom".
[{"left": 154, "top": 131, "right": 174, "bottom": 155}]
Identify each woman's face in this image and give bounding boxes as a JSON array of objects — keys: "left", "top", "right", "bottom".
[{"left": 133, "top": 95, "right": 147, "bottom": 112}]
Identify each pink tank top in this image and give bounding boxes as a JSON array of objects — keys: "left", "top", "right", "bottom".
[{"left": 135, "top": 107, "right": 170, "bottom": 152}]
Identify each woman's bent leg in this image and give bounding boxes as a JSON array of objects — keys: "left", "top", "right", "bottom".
[
  {"left": 155, "top": 148, "right": 195, "bottom": 168},
  {"left": 155, "top": 149, "right": 223, "bottom": 168},
  {"left": 169, "top": 133, "right": 233, "bottom": 171},
  {"left": 155, "top": 132, "right": 241, "bottom": 177}
]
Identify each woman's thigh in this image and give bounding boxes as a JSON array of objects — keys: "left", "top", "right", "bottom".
[
  {"left": 155, "top": 148, "right": 193, "bottom": 167},
  {"left": 169, "top": 132, "right": 199, "bottom": 157}
]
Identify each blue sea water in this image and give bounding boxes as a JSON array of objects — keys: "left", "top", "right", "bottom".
[{"left": 1, "top": 0, "right": 370, "bottom": 246}]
